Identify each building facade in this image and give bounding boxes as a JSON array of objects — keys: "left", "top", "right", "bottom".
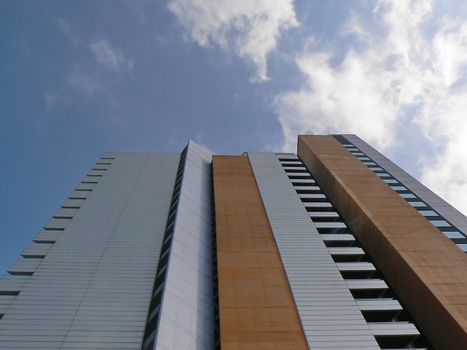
[{"left": 0, "top": 135, "right": 466, "bottom": 350}]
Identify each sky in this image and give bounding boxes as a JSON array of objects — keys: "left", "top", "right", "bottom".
[{"left": 1, "top": 0, "right": 467, "bottom": 274}]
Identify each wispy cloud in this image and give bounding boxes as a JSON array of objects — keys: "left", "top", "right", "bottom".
[
  {"left": 124, "top": 0, "right": 148, "bottom": 24},
  {"left": 57, "top": 18, "right": 80, "bottom": 47},
  {"left": 89, "top": 39, "right": 133, "bottom": 72},
  {"left": 44, "top": 91, "right": 58, "bottom": 110},
  {"left": 168, "top": 0, "right": 299, "bottom": 82},
  {"left": 274, "top": 0, "right": 467, "bottom": 213},
  {"left": 68, "top": 65, "right": 103, "bottom": 96},
  {"left": 66, "top": 39, "right": 133, "bottom": 99}
]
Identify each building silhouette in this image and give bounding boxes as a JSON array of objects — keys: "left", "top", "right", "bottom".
[{"left": 0, "top": 135, "right": 466, "bottom": 350}]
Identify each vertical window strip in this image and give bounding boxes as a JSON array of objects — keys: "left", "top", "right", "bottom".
[
  {"left": 140, "top": 147, "right": 188, "bottom": 350},
  {"left": 335, "top": 138, "right": 467, "bottom": 245},
  {"left": 278, "top": 155, "right": 434, "bottom": 349},
  {"left": 210, "top": 163, "right": 220, "bottom": 350}
]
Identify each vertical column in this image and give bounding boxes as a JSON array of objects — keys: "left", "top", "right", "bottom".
[
  {"left": 249, "top": 152, "right": 379, "bottom": 350},
  {"left": 155, "top": 141, "right": 215, "bottom": 350},
  {"left": 298, "top": 135, "right": 467, "bottom": 350},
  {"left": 212, "top": 156, "right": 308, "bottom": 350}
]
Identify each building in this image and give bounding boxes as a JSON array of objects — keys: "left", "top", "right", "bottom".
[{"left": 0, "top": 135, "right": 466, "bottom": 350}]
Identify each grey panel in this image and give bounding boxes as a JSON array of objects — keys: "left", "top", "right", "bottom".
[
  {"left": 357, "top": 299, "right": 402, "bottom": 311},
  {"left": 87, "top": 170, "right": 106, "bottom": 177},
  {"left": 294, "top": 185, "right": 320, "bottom": 191},
  {"left": 33, "top": 230, "right": 61, "bottom": 243},
  {"left": 299, "top": 193, "right": 326, "bottom": 199},
  {"left": 276, "top": 153, "right": 298, "bottom": 159},
  {"left": 345, "top": 279, "right": 387, "bottom": 290},
  {"left": 314, "top": 222, "right": 347, "bottom": 229},
  {"left": 248, "top": 152, "right": 379, "bottom": 350},
  {"left": 100, "top": 152, "right": 117, "bottom": 159},
  {"left": 81, "top": 176, "right": 100, "bottom": 183},
  {"left": 290, "top": 179, "right": 316, "bottom": 184},
  {"left": 21, "top": 242, "right": 53, "bottom": 257},
  {"left": 369, "top": 322, "right": 419, "bottom": 336},
  {"left": 53, "top": 208, "right": 78, "bottom": 219},
  {"left": 0, "top": 276, "right": 29, "bottom": 294},
  {"left": 337, "top": 262, "right": 376, "bottom": 272},
  {"left": 0, "top": 152, "right": 179, "bottom": 350},
  {"left": 287, "top": 172, "right": 313, "bottom": 177},
  {"left": 68, "top": 191, "right": 90, "bottom": 200},
  {"left": 0, "top": 295, "right": 16, "bottom": 314},
  {"left": 308, "top": 211, "right": 339, "bottom": 218},
  {"left": 321, "top": 234, "right": 355, "bottom": 242},
  {"left": 155, "top": 141, "right": 214, "bottom": 350},
  {"left": 44, "top": 218, "right": 71, "bottom": 230},
  {"left": 61, "top": 199, "right": 85, "bottom": 209},
  {"left": 343, "top": 134, "right": 467, "bottom": 236},
  {"left": 92, "top": 165, "right": 110, "bottom": 171},
  {"left": 75, "top": 183, "right": 96, "bottom": 191},
  {"left": 283, "top": 165, "right": 307, "bottom": 170},
  {"left": 328, "top": 247, "right": 364, "bottom": 255},
  {"left": 7, "top": 257, "right": 41, "bottom": 275}
]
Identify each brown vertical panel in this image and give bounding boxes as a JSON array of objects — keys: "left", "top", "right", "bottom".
[
  {"left": 298, "top": 135, "right": 467, "bottom": 350},
  {"left": 213, "top": 155, "right": 308, "bottom": 350}
]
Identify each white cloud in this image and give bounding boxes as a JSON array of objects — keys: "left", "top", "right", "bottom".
[
  {"left": 44, "top": 91, "right": 58, "bottom": 110},
  {"left": 68, "top": 65, "right": 103, "bottom": 96},
  {"left": 57, "top": 18, "right": 79, "bottom": 47},
  {"left": 89, "top": 39, "right": 133, "bottom": 71},
  {"left": 124, "top": 0, "right": 148, "bottom": 24},
  {"left": 274, "top": 0, "right": 467, "bottom": 214},
  {"left": 65, "top": 40, "right": 132, "bottom": 101},
  {"left": 168, "top": 0, "right": 298, "bottom": 82}
]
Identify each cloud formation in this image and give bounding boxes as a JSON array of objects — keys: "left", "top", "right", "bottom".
[
  {"left": 89, "top": 39, "right": 133, "bottom": 71},
  {"left": 168, "top": 0, "right": 298, "bottom": 82},
  {"left": 275, "top": 0, "right": 467, "bottom": 213},
  {"left": 57, "top": 18, "right": 80, "bottom": 47},
  {"left": 68, "top": 65, "right": 103, "bottom": 96},
  {"left": 66, "top": 39, "right": 133, "bottom": 99},
  {"left": 44, "top": 91, "right": 58, "bottom": 110}
]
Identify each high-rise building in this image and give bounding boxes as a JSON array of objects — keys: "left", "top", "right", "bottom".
[{"left": 0, "top": 135, "right": 466, "bottom": 350}]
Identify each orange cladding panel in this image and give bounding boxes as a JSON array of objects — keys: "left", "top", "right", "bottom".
[
  {"left": 212, "top": 155, "right": 308, "bottom": 350},
  {"left": 298, "top": 135, "right": 467, "bottom": 350}
]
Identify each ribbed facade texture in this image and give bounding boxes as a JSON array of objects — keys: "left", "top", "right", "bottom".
[{"left": 0, "top": 135, "right": 466, "bottom": 350}]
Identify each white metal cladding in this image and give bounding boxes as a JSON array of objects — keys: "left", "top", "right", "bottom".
[
  {"left": 155, "top": 141, "right": 214, "bottom": 350},
  {"left": 248, "top": 152, "right": 379, "bottom": 350},
  {"left": 342, "top": 134, "right": 467, "bottom": 236},
  {"left": 0, "top": 153, "right": 179, "bottom": 350},
  {"left": 21, "top": 242, "right": 53, "bottom": 257}
]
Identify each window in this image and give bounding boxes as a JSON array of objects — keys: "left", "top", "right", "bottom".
[
  {"left": 390, "top": 186, "right": 407, "bottom": 192},
  {"left": 383, "top": 179, "right": 398, "bottom": 184},
  {"left": 443, "top": 231, "right": 465, "bottom": 239},
  {"left": 430, "top": 220, "right": 450, "bottom": 228},
  {"left": 418, "top": 210, "right": 438, "bottom": 217},
  {"left": 408, "top": 201, "right": 426, "bottom": 208},
  {"left": 399, "top": 193, "right": 416, "bottom": 199},
  {"left": 376, "top": 173, "right": 391, "bottom": 178}
]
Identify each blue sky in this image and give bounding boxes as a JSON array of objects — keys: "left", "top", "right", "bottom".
[{"left": 1, "top": 0, "right": 467, "bottom": 274}]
